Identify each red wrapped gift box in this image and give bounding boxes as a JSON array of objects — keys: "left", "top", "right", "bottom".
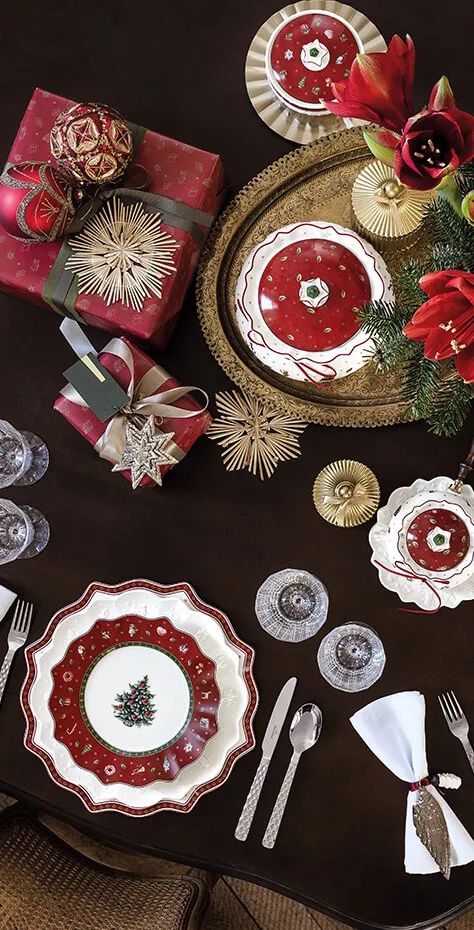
[
  {"left": 54, "top": 336, "right": 212, "bottom": 487},
  {"left": 0, "top": 88, "right": 225, "bottom": 349}
]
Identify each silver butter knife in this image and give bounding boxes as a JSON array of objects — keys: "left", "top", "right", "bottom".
[{"left": 235, "top": 676, "right": 297, "bottom": 841}]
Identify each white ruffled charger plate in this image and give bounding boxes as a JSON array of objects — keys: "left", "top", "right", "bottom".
[
  {"left": 235, "top": 221, "right": 393, "bottom": 384},
  {"left": 21, "top": 580, "right": 258, "bottom": 816},
  {"left": 369, "top": 478, "right": 474, "bottom": 611}
]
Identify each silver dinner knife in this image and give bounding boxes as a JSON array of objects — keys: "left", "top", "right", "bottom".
[{"left": 235, "top": 676, "right": 297, "bottom": 841}]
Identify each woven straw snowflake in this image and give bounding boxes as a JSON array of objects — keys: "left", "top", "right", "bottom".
[
  {"left": 65, "top": 196, "right": 179, "bottom": 311},
  {"left": 207, "top": 390, "right": 307, "bottom": 480}
]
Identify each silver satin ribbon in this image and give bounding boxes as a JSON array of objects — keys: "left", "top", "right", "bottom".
[{"left": 59, "top": 319, "right": 208, "bottom": 466}]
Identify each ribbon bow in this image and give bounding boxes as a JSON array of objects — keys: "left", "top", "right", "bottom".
[
  {"left": 60, "top": 319, "right": 208, "bottom": 469},
  {"left": 324, "top": 481, "right": 370, "bottom": 513}
]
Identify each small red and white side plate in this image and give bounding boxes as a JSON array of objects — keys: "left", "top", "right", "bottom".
[
  {"left": 235, "top": 221, "right": 393, "bottom": 384},
  {"left": 369, "top": 478, "right": 474, "bottom": 611},
  {"left": 21, "top": 580, "right": 258, "bottom": 816},
  {"left": 245, "top": 2, "right": 386, "bottom": 144}
]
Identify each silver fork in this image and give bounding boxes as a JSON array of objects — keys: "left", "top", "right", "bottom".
[
  {"left": 0, "top": 600, "right": 33, "bottom": 706},
  {"left": 438, "top": 691, "right": 474, "bottom": 774}
]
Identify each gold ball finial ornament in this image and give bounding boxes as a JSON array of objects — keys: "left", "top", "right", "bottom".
[
  {"left": 382, "top": 179, "right": 403, "bottom": 200},
  {"left": 313, "top": 460, "right": 380, "bottom": 528},
  {"left": 351, "top": 160, "right": 435, "bottom": 251},
  {"left": 334, "top": 480, "right": 355, "bottom": 500}
]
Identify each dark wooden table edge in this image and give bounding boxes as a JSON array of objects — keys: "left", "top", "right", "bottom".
[{"left": 2, "top": 779, "right": 472, "bottom": 930}]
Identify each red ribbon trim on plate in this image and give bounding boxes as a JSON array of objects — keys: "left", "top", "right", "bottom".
[
  {"left": 373, "top": 559, "right": 450, "bottom": 614},
  {"left": 237, "top": 297, "right": 338, "bottom": 384}
]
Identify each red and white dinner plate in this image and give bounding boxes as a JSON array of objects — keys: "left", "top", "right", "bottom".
[
  {"left": 235, "top": 221, "right": 393, "bottom": 383},
  {"left": 21, "top": 580, "right": 258, "bottom": 816}
]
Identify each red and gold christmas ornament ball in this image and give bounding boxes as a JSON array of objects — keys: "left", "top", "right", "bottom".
[
  {"left": 50, "top": 102, "right": 133, "bottom": 184},
  {"left": 0, "top": 161, "right": 78, "bottom": 242}
]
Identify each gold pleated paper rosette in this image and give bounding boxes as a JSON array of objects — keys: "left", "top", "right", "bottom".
[
  {"left": 351, "top": 160, "right": 435, "bottom": 251},
  {"left": 313, "top": 459, "right": 380, "bottom": 527}
]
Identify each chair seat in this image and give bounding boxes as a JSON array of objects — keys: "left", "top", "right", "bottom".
[{"left": 0, "top": 810, "right": 209, "bottom": 930}]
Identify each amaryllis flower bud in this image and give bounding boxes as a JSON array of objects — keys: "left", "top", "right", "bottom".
[{"left": 461, "top": 190, "right": 474, "bottom": 226}]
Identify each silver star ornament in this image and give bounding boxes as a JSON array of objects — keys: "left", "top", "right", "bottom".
[{"left": 112, "top": 415, "right": 178, "bottom": 489}]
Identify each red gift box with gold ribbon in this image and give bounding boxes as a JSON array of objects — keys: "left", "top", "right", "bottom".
[{"left": 0, "top": 88, "right": 225, "bottom": 349}]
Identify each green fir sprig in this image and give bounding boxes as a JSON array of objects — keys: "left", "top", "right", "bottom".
[{"left": 359, "top": 162, "right": 474, "bottom": 437}]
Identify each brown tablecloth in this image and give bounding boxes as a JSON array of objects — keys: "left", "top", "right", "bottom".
[{"left": 0, "top": 2, "right": 473, "bottom": 928}]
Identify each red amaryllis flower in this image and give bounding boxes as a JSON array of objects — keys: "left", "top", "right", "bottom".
[
  {"left": 404, "top": 270, "right": 474, "bottom": 382},
  {"left": 394, "top": 78, "right": 474, "bottom": 191},
  {"left": 325, "top": 35, "right": 415, "bottom": 132}
]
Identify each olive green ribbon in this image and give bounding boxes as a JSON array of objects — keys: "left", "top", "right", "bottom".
[{"left": 42, "top": 120, "right": 215, "bottom": 321}]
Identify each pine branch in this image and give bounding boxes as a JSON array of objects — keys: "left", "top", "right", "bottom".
[
  {"left": 425, "top": 372, "right": 473, "bottom": 437},
  {"left": 360, "top": 299, "right": 409, "bottom": 336},
  {"left": 359, "top": 299, "right": 419, "bottom": 373},
  {"left": 357, "top": 186, "right": 474, "bottom": 435},
  {"left": 372, "top": 336, "right": 416, "bottom": 373},
  {"left": 392, "top": 258, "right": 427, "bottom": 314},
  {"left": 427, "top": 196, "right": 474, "bottom": 272},
  {"left": 457, "top": 160, "right": 474, "bottom": 197},
  {"left": 402, "top": 353, "right": 441, "bottom": 417}
]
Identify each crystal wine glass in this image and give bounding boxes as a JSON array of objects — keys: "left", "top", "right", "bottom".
[
  {"left": 0, "top": 420, "right": 49, "bottom": 488},
  {"left": 0, "top": 499, "right": 50, "bottom": 565}
]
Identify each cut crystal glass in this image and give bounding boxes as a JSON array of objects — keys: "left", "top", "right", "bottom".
[
  {"left": 0, "top": 499, "right": 50, "bottom": 564},
  {"left": 255, "top": 569, "right": 328, "bottom": 642},
  {"left": 0, "top": 420, "right": 49, "bottom": 488},
  {"left": 317, "top": 622, "right": 385, "bottom": 692}
]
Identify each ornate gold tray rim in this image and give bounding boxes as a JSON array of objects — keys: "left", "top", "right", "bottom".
[{"left": 196, "top": 128, "right": 413, "bottom": 428}]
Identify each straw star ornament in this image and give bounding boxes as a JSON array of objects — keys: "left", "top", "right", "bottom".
[
  {"left": 207, "top": 390, "right": 307, "bottom": 480},
  {"left": 65, "top": 197, "right": 179, "bottom": 311}
]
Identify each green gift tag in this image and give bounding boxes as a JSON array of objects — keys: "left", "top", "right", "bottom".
[{"left": 64, "top": 353, "right": 129, "bottom": 422}]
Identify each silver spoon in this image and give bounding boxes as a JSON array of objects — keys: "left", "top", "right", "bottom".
[{"left": 262, "top": 703, "right": 322, "bottom": 849}]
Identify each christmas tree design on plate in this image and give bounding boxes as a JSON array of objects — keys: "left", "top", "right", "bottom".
[{"left": 113, "top": 674, "right": 156, "bottom": 728}]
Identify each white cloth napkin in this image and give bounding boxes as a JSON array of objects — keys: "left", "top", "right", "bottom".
[
  {"left": 0, "top": 584, "right": 16, "bottom": 623},
  {"left": 350, "top": 691, "right": 474, "bottom": 874}
]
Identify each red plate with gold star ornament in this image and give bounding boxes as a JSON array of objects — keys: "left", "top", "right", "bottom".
[
  {"left": 235, "top": 221, "right": 393, "bottom": 383},
  {"left": 21, "top": 581, "right": 258, "bottom": 815}
]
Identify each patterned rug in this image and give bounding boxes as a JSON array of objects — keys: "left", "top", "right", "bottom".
[{"left": 0, "top": 793, "right": 471, "bottom": 930}]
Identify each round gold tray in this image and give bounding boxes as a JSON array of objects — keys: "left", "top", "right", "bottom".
[{"left": 196, "top": 128, "right": 428, "bottom": 428}]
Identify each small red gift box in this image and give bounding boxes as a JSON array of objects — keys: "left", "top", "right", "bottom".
[
  {"left": 0, "top": 88, "right": 225, "bottom": 349},
  {"left": 54, "top": 335, "right": 212, "bottom": 487}
]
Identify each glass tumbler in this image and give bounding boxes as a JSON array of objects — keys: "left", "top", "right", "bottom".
[
  {"left": 0, "top": 499, "right": 50, "bottom": 565},
  {"left": 0, "top": 420, "right": 49, "bottom": 488},
  {"left": 317, "top": 622, "right": 386, "bottom": 692}
]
